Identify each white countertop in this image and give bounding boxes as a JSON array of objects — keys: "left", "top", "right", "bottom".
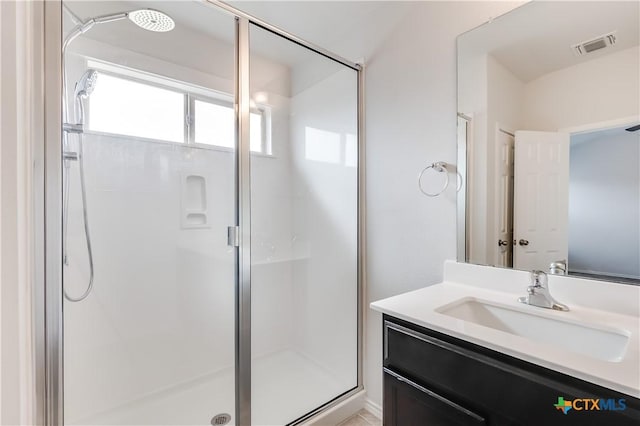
[{"left": 370, "top": 261, "right": 640, "bottom": 398}]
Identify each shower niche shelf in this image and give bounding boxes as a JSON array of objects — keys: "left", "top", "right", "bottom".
[{"left": 181, "top": 173, "right": 210, "bottom": 229}]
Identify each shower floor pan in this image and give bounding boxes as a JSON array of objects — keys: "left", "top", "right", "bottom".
[{"left": 68, "top": 350, "right": 348, "bottom": 426}]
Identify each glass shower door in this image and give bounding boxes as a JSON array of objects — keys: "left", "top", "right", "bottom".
[
  {"left": 61, "top": 2, "right": 238, "bottom": 424},
  {"left": 248, "top": 24, "right": 360, "bottom": 425}
]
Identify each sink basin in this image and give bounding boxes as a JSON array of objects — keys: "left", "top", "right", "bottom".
[{"left": 436, "top": 298, "right": 630, "bottom": 362}]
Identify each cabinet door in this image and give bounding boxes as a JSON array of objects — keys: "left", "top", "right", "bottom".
[{"left": 384, "top": 370, "right": 486, "bottom": 426}]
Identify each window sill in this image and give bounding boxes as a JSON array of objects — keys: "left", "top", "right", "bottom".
[{"left": 81, "top": 130, "right": 277, "bottom": 158}]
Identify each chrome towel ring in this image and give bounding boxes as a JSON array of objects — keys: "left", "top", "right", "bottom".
[{"left": 417, "top": 161, "right": 461, "bottom": 197}]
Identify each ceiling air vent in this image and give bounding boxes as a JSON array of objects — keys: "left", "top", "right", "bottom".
[{"left": 572, "top": 32, "right": 617, "bottom": 56}]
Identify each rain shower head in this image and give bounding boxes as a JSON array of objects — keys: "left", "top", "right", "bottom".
[
  {"left": 63, "top": 8, "right": 174, "bottom": 50},
  {"left": 128, "top": 9, "right": 175, "bottom": 32},
  {"left": 74, "top": 69, "right": 98, "bottom": 99}
]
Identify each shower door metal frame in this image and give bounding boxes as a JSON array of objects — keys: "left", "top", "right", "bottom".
[
  {"left": 235, "top": 15, "right": 252, "bottom": 426},
  {"left": 224, "top": 2, "right": 364, "bottom": 424},
  {"left": 42, "top": 2, "right": 64, "bottom": 425},
  {"left": 40, "top": 1, "right": 364, "bottom": 425}
]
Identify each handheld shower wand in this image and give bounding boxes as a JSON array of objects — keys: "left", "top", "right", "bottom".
[
  {"left": 63, "top": 69, "right": 97, "bottom": 302},
  {"left": 75, "top": 69, "right": 98, "bottom": 98},
  {"left": 62, "top": 8, "right": 175, "bottom": 302}
]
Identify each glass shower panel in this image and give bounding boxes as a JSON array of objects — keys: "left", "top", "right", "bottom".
[
  {"left": 61, "top": 2, "right": 237, "bottom": 424},
  {"left": 249, "top": 24, "right": 359, "bottom": 425}
]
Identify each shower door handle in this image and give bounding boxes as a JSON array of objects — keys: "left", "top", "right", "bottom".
[{"left": 227, "top": 226, "right": 239, "bottom": 247}]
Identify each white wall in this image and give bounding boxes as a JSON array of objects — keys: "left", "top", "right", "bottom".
[
  {"left": 523, "top": 46, "right": 640, "bottom": 131},
  {"left": 486, "top": 58, "right": 524, "bottom": 219},
  {"left": 361, "top": 1, "right": 524, "bottom": 409},
  {"left": 569, "top": 130, "right": 640, "bottom": 279}
]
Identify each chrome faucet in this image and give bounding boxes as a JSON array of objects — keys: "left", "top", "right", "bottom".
[{"left": 518, "top": 270, "right": 569, "bottom": 311}]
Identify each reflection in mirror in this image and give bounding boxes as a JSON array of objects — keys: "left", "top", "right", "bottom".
[{"left": 457, "top": 1, "right": 639, "bottom": 284}]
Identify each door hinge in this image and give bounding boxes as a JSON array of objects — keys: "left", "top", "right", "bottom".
[{"left": 227, "top": 226, "right": 239, "bottom": 247}]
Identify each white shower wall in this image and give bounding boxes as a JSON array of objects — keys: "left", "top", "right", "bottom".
[
  {"left": 289, "top": 66, "right": 358, "bottom": 389},
  {"left": 64, "top": 136, "right": 237, "bottom": 420},
  {"left": 247, "top": 24, "right": 359, "bottom": 420},
  {"left": 63, "top": 33, "right": 296, "bottom": 423},
  {"left": 64, "top": 136, "right": 299, "bottom": 422}
]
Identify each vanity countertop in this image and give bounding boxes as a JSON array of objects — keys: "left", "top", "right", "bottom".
[{"left": 371, "top": 261, "right": 640, "bottom": 398}]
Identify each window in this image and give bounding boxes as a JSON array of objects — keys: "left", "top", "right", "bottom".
[
  {"left": 193, "top": 100, "right": 234, "bottom": 149},
  {"left": 87, "top": 69, "right": 270, "bottom": 154},
  {"left": 192, "top": 99, "right": 265, "bottom": 153},
  {"left": 89, "top": 73, "right": 184, "bottom": 143}
]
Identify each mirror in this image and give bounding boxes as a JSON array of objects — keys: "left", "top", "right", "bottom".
[{"left": 457, "top": 1, "right": 639, "bottom": 284}]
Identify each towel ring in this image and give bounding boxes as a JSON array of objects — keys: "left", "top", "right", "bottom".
[{"left": 418, "top": 161, "right": 462, "bottom": 197}]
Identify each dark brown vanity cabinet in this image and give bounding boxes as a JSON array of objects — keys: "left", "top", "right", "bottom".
[{"left": 382, "top": 315, "right": 640, "bottom": 425}]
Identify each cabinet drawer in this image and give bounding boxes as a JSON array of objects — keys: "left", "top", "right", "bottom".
[
  {"left": 384, "top": 369, "right": 486, "bottom": 426},
  {"left": 383, "top": 317, "right": 640, "bottom": 425}
]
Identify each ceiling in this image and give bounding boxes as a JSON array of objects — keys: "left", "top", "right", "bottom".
[
  {"left": 64, "top": 1, "right": 414, "bottom": 68},
  {"left": 226, "top": 1, "right": 414, "bottom": 60},
  {"left": 458, "top": 1, "right": 640, "bottom": 82}
]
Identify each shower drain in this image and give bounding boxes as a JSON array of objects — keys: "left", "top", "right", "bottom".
[{"left": 211, "top": 413, "right": 231, "bottom": 425}]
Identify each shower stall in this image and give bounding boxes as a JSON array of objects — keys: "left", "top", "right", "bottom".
[{"left": 46, "top": 1, "right": 362, "bottom": 424}]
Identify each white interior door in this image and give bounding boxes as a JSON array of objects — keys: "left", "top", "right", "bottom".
[
  {"left": 494, "top": 129, "right": 514, "bottom": 267},
  {"left": 513, "top": 131, "right": 570, "bottom": 271}
]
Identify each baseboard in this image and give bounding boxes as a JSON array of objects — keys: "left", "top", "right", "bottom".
[
  {"left": 364, "top": 397, "right": 382, "bottom": 420},
  {"left": 303, "top": 390, "right": 365, "bottom": 426}
]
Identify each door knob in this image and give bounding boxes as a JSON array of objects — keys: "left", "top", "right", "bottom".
[
  {"left": 498, "top": 239, "right": 509, "bottom": 247},
  {"left": 519, "top": 239, "right": 529, "bottom": 246}
]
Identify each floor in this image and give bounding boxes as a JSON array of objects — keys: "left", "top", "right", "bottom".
[
  {"left": 71, "top": 350, "right": 351, "bottom": 425},
  {"left": 336, "top": 409, "right": 382, "bottom": 426}
]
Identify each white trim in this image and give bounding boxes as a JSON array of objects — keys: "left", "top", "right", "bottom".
[
  {"left": 1, "top": 1, "right": 41, "bottom": 424},
  {"left": 559, "top": 115, "right": 640, "bottom": 135},
  {"left": 0, "top": 2, "right": 4, "bottom": 421},
  {"left": 80, "top": 129, "right": 278, "bottom": 159},
  {"left": 88, "top": 58, "right": 234, "bottom": 105},
  {"left": 363, "top": 397, "right": 383, "bottom": 420}
]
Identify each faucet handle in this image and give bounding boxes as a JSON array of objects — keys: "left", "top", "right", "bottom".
[{"left": 530, "top": 270, "right": 548, "bottom": 288}]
